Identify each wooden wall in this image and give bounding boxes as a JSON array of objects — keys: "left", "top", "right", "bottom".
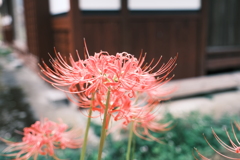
[
  {"left": 50, "top": 0, "right": 207, "bottom": 79},
  {"left": 206, "top": 0, "right": 240, "bottom": 73},
  {"left": 24, "top": 0, "right": 208, "bottom": 79},
  {"left": 208, "top": 0, "right": 240, "bottom": 46},
  {"left": 24, "top": 0, "right": 54, "bottom": 62}
]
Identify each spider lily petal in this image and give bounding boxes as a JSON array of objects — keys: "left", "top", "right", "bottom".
[{"left": 195, "top": 123, "right": 240, "bottom": 160}]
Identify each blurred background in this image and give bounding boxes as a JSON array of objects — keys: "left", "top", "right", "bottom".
[
  {"left": 1, "top": 0, "right": 240, "bottom": 159},
  {"left": 0, "top": 0, "right": 239, "bottom": 79}
]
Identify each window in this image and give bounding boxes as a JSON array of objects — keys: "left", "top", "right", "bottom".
[
  {"left": 79, "top": 0, "right": 120, "bottom": 11},
  {"left": 128, "top": 0, "right": 201, "bottom": 11},
  {"left": 49, "top": 0, "right": 70, "bottom": 15}
]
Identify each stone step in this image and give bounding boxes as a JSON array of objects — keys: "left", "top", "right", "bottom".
[{"left": 166, "top": 72, "right": 240, "bottom": 99}]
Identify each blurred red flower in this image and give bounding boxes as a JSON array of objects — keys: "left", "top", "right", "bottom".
[{"left": 0, "top": 118, "right": 82, "bottom": 160}]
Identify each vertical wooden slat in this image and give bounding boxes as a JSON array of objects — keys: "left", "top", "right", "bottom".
[
  {"left": 68, "top": 0, "right": 83, "bottom": 56},
  {"left": 208, "top": 0, "right": 225, "bottom": 46},
  {"left": 129, "top": 21, "right": 148, "bottom": 56},
  {"left": 101, "top": 22, "right": 121, "bottom": 54},
  {"left": 82, "top": 20, "right": 121, "bottom": 55},
  {"left": 146, "top": 21, "right": 157, "bottom": 59},
  {"left": 53, "top": 30, "right": 69, "bottom": 54},
  {"left": 197, "top": 0, "right": 208, "bottom": 75},
  {"left": 170, "top": 19, "right": 198, "bottom": 78},
  {"left": 23, "top": 0, "right": 53, "bottom": 63},
  {"left": 226, "top": 0, "right": 235, "bottom": 45},
  {"left": 156, "top": 20, "right": 172, "bottom": 58},
  {"left": 23, "top": 1, "right": 38, "bottom": 55},
  {"left": 207, "top": 0, "right": 240, "bottom": 47},
  {"left": 236, "top": 1, "right": 240, "bottom": 45},
  {"left": 121, "top": 0, "right": 130, "bottom": 51},
  {"left": 82, "top": 21, "right": 102, "bottom": 54}
]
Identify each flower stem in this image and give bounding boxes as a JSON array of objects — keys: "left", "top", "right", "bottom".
[
  {"left": 80, "top": 93, "right": 94, "bottom": 160},
  {"left": 98, "top": 88, "right": 111, "bottom": 160},
  {"left": 126, "top": 92, "right": 138, "bottom": 160},
  {"left": 131, "top": 133, "right": 136, "bottom": 160},
  {"left": 126, "top": 122, "right": 134, "bottom": 160}
]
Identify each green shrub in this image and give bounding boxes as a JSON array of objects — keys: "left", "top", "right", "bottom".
[
  {"left": 0, "top": 111, "right": 238, "bottom": 160},
  {"left": 0, "top": 48, "right": 11, "bottom": 56}
]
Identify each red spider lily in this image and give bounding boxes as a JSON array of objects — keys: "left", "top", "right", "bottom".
[
  {"left": 39, "top": 42, "right": 177, "bottom": 150},
  {"left": 39, "top": 42, "right": 177, "bottom": 100},
  {"left": 0, "top": 118, "right": 82, "bottom": 160},
  {"left": 131, "top": 104, "right": 172, "bottom": 143},
  {"left": 39, "top": 43, "right": 176, "bottom": 127},
  {"left": 194, "top": 124, "right": 240, "bottom": 160},
  {"left": 93, "top": 89, "right": 157, "bottom": 127},
  {"left": 104, "top": 95, "right": 172, "bottom": 142}
]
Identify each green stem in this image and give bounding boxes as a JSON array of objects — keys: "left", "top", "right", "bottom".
[
  {"left": 126, "top": 122, "right": 134, "bottom": 160},
  {"left": 98, "top": 88, "right": 111, "bottom": 160},
  {"left": 131, "top": 134, "right": 136, "bottom": 160},
  {"left": 80, "top": 93, "right": 94, "bottom": 160},
  {"left": 126, "top": 92, "right": 139, "bottom": 160}
]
